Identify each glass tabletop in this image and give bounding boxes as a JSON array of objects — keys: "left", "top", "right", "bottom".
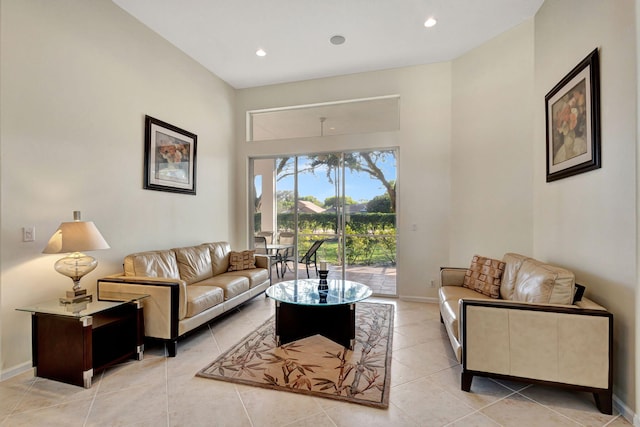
[
  {"left": 16, "top": 293, "right": 148, "bottom": 318},
  {"left": 266, "top": 279, "right": 372, "bottom": 306}
]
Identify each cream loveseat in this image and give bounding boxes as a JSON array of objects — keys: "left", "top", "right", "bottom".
[
  {"left": 97, "top": 242, "right": 270, "bottom": 356},
  {"left": 439, "top": 253, "right": 613, "bottom": 414}
]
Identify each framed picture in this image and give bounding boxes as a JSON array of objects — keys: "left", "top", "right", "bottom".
[
  {"left": 545, "top": 48, "right": 600, "bottom": 182},
  {"left": 144, "top": 115, "right": 197, "bottom": 195}
]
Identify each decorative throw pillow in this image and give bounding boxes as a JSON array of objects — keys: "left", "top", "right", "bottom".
[
  {"left": 463, "top": 255, "right": 506, "bottom": 298},
  {"left": 228, "top": 250, "right": 256, "bottom": 271}
]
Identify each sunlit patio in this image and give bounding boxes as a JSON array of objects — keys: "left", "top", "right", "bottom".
[{"left": 271, "top": 263, "right": 397, "bottom": 296}]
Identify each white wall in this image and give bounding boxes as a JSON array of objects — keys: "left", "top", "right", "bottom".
[
  {"left": 534, "top": 0, "right": 637, "bottom": 417},
  {"left": 0, "top": 0, "right": 235, "bottom": 374},
  {"left": 254, "top": 158, "right": 276, "bottom": 232},
  {"left": 450, "top": 20, "right": 534, "bottom": 265},
  {"left": 637, "top": 0, "right": 640, "bottom": 422},
  {"left": 235, "top": 64, "right": 453, "bottom": 300}
]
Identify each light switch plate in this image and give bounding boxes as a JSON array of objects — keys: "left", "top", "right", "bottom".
[{"left": 23, "top": 226, "right": 35, "bottom": 242}]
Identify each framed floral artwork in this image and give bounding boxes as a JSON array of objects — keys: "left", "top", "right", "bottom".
[
  {"left": 144, "top": 115, "right": 197, "bottom": 195},
  {"left": 545, "top": 48, "right": 601, "bottom": 182}
]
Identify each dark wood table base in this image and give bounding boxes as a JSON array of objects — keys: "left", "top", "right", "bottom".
[{"left": 274, "top": 301, "right": 356, "bottom": 349}]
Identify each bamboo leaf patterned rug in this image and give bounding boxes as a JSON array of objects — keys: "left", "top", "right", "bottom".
[{"left": 197, "top": 302, "right": 394, "bottom": 408}]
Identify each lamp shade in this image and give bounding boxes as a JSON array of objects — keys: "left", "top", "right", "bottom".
[{"left": 42, "top": 221, "right": 110, "bottom": 254}]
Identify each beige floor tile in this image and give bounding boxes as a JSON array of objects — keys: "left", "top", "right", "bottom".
[
  {"left": 212, "top": 315, "right": 266, "bottom": 351},
  {"left": 0, "top": 373, "right": 34, "bottom": 418},
  {"left": 446, "top": 411, "right": 502, "bottom": 426},
  {"left": 427, "top": 365, "right": 514, "bottom": 410},
  {"left": 391, "top": 377, "right": 477, "bottom": 426},
  {"left": 238, "top": 386, "right": 325, "bottom": 427},
  {"left": 395, "top": 321, "right": 449, "bottom": 344},
  {"left": 98, "top": 355, "right": 167, "bottom": 394},
  {"left": 283, "top": 411, "right": 339, "bottom": 427},
  {"left": 1, "top": 397, "right": 93, "bottom": 427},
  {"left": 11, "top": 376, "right": 97, "bottom": 413},
  {"left": 324, "top": 400, "right": 418, "bottom": 427},
  {"left": 167, "top": 378, "right": 251, "bottom": 426},
  {"left": 391, "top": 358, "right": 429, "bottom": 386},
  {"left": 520, "top": 385, "right": 620, "bottom": 427},
  {"left": 392, "top": 342, "right": 458, "bottom": 377},
  {"left": 480, "top": 393, "right": 581, "bottom": 426},
  {"left": 394, "top": 304, "right": 439, "bottom": 325},
  {"left": 86, "top": 383, "right": 168, "bottom": 426}
]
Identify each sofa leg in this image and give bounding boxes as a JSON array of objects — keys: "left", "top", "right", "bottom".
[
  {"left": 593, "top": 390, "right": 613, "bottom": 415},
  {"left": 440, "top": 313, "right": 444, "bottom": 324},
  {"left": 167, "top": 340, "right": 177, "bottom": 357},
  {"left": 461, "top": 371, "right": 473, "bottom": 392}
]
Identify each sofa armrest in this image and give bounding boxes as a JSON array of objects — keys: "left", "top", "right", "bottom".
[
  {"left": 97, "top": 275, "right": 188, "bottom": 341},
  {"left": 460, "top": 298, "right": 612, "bottom": 409},
  {"left": 440, "top": 267, "right": 467, "bottom": 287}
]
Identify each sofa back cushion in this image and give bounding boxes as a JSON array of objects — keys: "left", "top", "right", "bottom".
[
  {"left": 500, "top": 253, "right": 530, "bottom": 300},
  {"left": 512, "top": 259, "right": 575, "bottom": 304},
  {"left": 201, "top": 242, "right": 231, "bottom": 276},
  {"left": 124, "top": 250, "right": 180, "bottom": 279},
  {"left": 173, "top": 245, "right": 213, "bottom": 285}
]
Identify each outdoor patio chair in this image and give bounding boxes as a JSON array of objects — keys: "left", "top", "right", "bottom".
[
  {"left": 255, "top": 231, "right": 274, "bottom": 244},
  {"left": 281, "top": 239, "right": 325, "bottom": 278},
  {"left": 254, "top": 235, "right": 279, "bottom": 279}
]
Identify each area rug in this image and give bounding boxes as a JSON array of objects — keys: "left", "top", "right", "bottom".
[{"left": 197, "top": 301, "right": 394, "bottom": 408}]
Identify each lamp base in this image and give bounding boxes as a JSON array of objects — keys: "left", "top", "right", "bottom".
[{"left": 59, "top": 288, "right": 93, "bottom": 304}]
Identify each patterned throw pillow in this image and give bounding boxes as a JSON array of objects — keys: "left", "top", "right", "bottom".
[
  {"left": 228, "top": 250, "right": 256, "bottom": 271},
  {"left": 463, "top": 255, "right": 506, "bottom": 298}
]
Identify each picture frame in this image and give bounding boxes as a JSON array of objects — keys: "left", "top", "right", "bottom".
[
  {"left": 144, "top": 115, "right": 197, "bottom": 195},
  {"left": 545, "top": 48, "right": 600, "bottom": 182}
]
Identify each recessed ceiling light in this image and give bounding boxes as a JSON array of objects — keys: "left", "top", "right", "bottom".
[
  {"left": 424, "top": 17, "right": 437, "bottom": 28},
  {"left": 330, "top": 35, "right": 346, "bottom": 45},
  {"left": 256, "top": 48, "right": 267, "bottom": 57}
]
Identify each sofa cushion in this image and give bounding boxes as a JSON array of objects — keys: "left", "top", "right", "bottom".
[
  {"left": 463, "top": 255, "right": 505, "bottom": 299},
  {"left": 185, "top": 285, "right": 224, "bottom": 318},
  {"left": 500, "top": 253, "right": 530, "bottom": 300},
  {"left": 225, "top": 268, "right": 269, "bottom": 288},
  {"left": 228, "top": 250, "right": 256, "bottom": 271},
  {"left": 174, "top": 245, "right": 213, "bottom": 285},
  {"left": 198, "top": 274, "right": 250, "bottom": 300},
  {"left": 439, "top": 285, "right": 494, "bottom": 342},
  {"left": 512, "top": 259, "right": 575, "bottom": 304},
  {"left": 201, "top": 242, "right": 231, "bottom": 276},
  {"left": 124, "top": 250, "right": 180, "bottom": 279}
]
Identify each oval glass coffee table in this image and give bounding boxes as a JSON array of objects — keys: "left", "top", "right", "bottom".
[{"left": 266, "top": 279, "right": 372, "bottom": 349}]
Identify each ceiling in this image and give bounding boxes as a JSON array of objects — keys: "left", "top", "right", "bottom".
[{"left": 113, "top": 0, "right": 544, "bottom": 89}]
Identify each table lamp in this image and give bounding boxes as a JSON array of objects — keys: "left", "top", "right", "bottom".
[{"left": 42, "top": 211, "right": 110, "bottom": 303}]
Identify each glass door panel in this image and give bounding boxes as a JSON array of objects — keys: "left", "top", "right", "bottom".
[
  {"left": 342, "top": 151, "right": 397, "bottom": 295},
  {"left": 250, "top": 149, "right": 397, "bottom": 296}
]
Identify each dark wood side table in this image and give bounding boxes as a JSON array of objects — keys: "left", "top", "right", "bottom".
[{"left": 16, "top": 294, "right": 146, "bottom": 388}]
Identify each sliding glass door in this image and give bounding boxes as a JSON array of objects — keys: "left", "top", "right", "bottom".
[{"left": 251, "top": 149, "right": 397, "bottom": 296}]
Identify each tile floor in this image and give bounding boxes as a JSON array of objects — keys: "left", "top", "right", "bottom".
[{"left": 0, "top": 297, "right": 631, "bottom": 427}]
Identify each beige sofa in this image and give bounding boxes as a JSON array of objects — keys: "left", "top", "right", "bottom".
[
  {"left": 439, "top": 253, "right": 613, "bottom": 414},
  {"left": 97, "top": 242, "right": 270, "bottom": 356}
]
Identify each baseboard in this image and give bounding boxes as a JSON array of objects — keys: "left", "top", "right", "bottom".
[
  {"left": 613, "top": 392, "right": 637, "bottom": 426},
  {"left": 399, "top": 295, "right": 438, "bottom": 304},
  {"left": 1, "top": 361, "right": 32, "bottom": 382}
]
